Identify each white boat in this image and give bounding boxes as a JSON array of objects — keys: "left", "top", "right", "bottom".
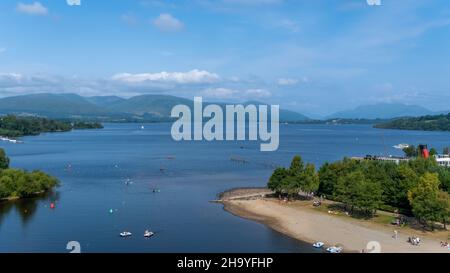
[
  {"left": 326, "top": 246, "right": 343, "bottom": 253},
  {"left": 120, "top": 231, "right": 132, "bottom": 237},
  {"left": 313, "top": 241, "right": 324, "bottom": 248},
  {"left": 393, "top": 143, "right": 409, "bottom": 149},
  {"left": 0, "top": 137, "right": 22, "bottom": 144},
  {"left": 141, "top": 125, "right": 145, "bottom": 130},
  {"left": 144, "top": 230, "right": 154, "bottom": 238}
]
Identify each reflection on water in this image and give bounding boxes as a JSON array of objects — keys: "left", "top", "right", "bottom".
[{"left": 0, "top": 191, "right": 60, "bottom": 226}]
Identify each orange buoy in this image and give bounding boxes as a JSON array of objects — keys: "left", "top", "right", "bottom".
[{"left": 50, "top": 203, "right": 55, "bottom": 209}]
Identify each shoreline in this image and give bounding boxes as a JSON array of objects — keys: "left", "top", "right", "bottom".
[{"left": 219, "top": 188, "right": 450, "bottom": 253}]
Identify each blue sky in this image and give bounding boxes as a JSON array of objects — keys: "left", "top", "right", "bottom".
[{"left": 1, "top": 0, "right": 450, "bottom": 116}]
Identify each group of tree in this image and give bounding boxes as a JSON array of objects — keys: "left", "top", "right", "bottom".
[
  {"left": 71, "top": 121, "right": 103, "bottom": 130},
  {"left": 269, "top": 155, "right": 450, "bottom": 228},
  {"left": 0, "top": 115, "right": 103, "bottom": 138},
  {"left": 268, "top": 156, "right": 319, "bottom": 199},
  {"left": 0, "top": 148, "right": 59, "bottom": 200},
  {"left": 374, "top": 113, "right": 450, "bottom": 131}
]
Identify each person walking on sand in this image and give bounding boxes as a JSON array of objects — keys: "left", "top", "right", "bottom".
[{"left": 393, "top": 230, "right": 398, "bottom": 239}]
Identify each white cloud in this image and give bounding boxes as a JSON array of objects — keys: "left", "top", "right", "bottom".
[
  {"left": 244, "top": 88, "right": 271, "bottom": 98},
  {"left": 203, "top": 87, "right": 271, "bottom": 100},
  {"left": 16, "top": 2, "right": 48, "bottom": 16},
  {"left": 203, "top": 87, "right": 237, "bottom": 99},
  {"left": 153, "top": 13, "right": 184, "bottom": 32},
  {"left": 112, "top": 70, "right": 220, "bottom": 84},
  {"left": 0, "top": 73, "right": 24, "bottom": 83},
  {"left": 278, "top": 77, "right": 309, "bottom": 86},
  {"left": 0, "top": 72, "right": 271, "bottom": 101}
]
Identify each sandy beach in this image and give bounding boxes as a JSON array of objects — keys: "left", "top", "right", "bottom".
[{"left": 220, "top": 189, "right": 450, "bottom": 253}]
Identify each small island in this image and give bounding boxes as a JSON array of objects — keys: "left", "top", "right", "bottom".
[
  {"left": 0, "top": 115, "right": 103, "bottom": 139},
  {"left": 0, "top": 149, "right": 59, "bottom": 200},
  {"left": 374, "top": 113, "right": 450, "bottom": 131},
  {"left": 71, "top": 121, "right": 104, "bottom": 130}
]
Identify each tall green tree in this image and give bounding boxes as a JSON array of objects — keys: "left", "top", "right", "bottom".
[
  {"left": 437, "top": 167, "right": 450, "bottom": 192},
  {"left": 335, "top": 171, "right": 364, "bottom": 211},
  {"left": 299, "top": 163, "right": 320, "bottom": 195},
  {"left": 436, "top": 191, "right": 450, "bottom": 229},
  {"left": 335, "top": 170, "right": 382, "bottom": 215},
  {"left": 0, "top": 148, "right": 9, "bottom": 169},
  {"left": 408, "top": 172, "right": 445, "bottom": 229},
  {"left": 318, "top": 158, "right": 360, "bottom": 196},
  {"left": 385, "top": 164, "right": 419, "bottom": 209},
  {"left": 403, "top": 145, "right": 418, "bottom": 158},
  {"left": 288, "top": 156, "right": 304, "bottom": 176},
  {"left": 287, "top": 156, "right": 319, "bottom": 198},
  {"left": 268, "top": 167, "right": 288, "bottom": 194},
  {"left": 429, "top": 148, "right": 438, "bottom": 156},
  {"left": 408, "top": 157, "right": 438, "bottom": 176}
]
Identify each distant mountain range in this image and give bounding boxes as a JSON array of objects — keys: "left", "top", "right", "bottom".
[
  {"left": 0, "top": 93, "right": 310, "bottom": 122},
  {"left": 326, "top": 103, "right": 436, "bottom": 119},
  {"left": 2, "top": 94, "right": 447, "bottom": 122}
]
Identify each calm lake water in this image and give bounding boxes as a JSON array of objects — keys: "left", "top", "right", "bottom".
[{"left": 1, "top": 123, "right": 449, "bottom": 253}]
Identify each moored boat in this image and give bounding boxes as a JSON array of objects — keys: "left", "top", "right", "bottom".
[
  {"left": 120, "top": 231, "right": 132, "bottom": 237},
  {"left": 313, "top": 241, "right": 324, "bottom": 248},
  {"left": 326, "top": 246, "right": 343, "bottom": 253},
  {"left": 144, "top": 230, "right": 154, "bottom": 238}
]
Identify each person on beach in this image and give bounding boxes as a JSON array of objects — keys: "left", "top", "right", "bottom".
[{"left": 393, "top": 230, "right": 398, "bottom": 239}]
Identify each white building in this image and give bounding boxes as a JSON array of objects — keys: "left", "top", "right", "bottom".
[{"left": 435, "top": 154, "right": 450, "bottom": 168}]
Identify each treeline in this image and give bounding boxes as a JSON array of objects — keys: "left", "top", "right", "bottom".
[
  {"left": 0, "top": 149, "right": 59, "bottom": 200},
  {"left": 0, "top": 115, "right": 103, "bottom": 138},
  {"left": 374, "top": 113, "right": 450, "bottom": 131},
  {"left": 71, "top": 121, "right": 104, "bottom": 130},
  {"left": 268, "top": 156, "right": 450, "bottom": 229}
]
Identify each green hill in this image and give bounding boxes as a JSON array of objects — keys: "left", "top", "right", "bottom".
[
  {"left": 0, "top": 93, "right": 107, "bottom": 118},
  {"left": 375, "top": 113, "right": 450, "bottom": 131},
  {"left": 0, "top": 93, "right": 310, "bottom": 122},
  {"left": 85, "top": 96, "right": 126, "bottom": 107},
  {"left": 107, "top": 95, "right": 193, "bottom": 118}
]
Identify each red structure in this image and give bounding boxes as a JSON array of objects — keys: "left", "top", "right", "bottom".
[{"left": 419, "top": 144, "right": 429, "bottom": 159}]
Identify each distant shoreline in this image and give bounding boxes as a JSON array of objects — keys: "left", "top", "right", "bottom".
[{"left": 219, "top": 188, "right": 450, "bottom": 253}]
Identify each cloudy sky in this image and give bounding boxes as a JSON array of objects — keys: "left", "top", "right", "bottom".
[{"left": 1, "top": 0, "right": 450, "bottom": 116}]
